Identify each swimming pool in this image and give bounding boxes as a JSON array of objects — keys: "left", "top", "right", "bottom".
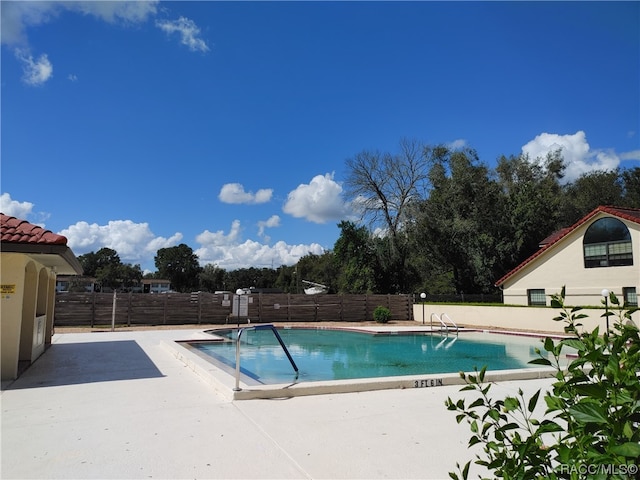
[{"left": 181, "top": 327, "right": 558, "bottom": 388}]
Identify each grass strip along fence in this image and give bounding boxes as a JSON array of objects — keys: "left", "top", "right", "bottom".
[{"left": 54, "top": 292, "right": 414, "bottom": 327}]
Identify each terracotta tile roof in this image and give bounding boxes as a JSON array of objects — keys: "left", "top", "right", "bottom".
[
  {"left": 538, "top": 227, "right": 571, "bottom": 247},
  {"left": 495, "top": 205, "right": 640, "bottom": 287},
  {"left": 1, "top": 213, "right": 69, "bottom": 246}
]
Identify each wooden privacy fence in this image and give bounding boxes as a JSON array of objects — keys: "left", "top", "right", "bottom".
[{"left": 54, "top": 292, "right": 414, "bottom": 327}]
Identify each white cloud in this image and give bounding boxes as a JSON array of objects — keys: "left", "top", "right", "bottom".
[
  {"left": 15, "top": 49, "right": 53, "bottom": 86},
  {"left": 218, "top": 183, "right": 273, "bottom": 204},
  {"left": 2, "top": 191, "right": 321, "bottom": 272},
  {"left": 1, "top": 1, "right": 208, "bottom": 87},
  {"left": 196, "top": 220, "right": 243, "bottom": 246},
  {"left": 0, "top": 193, "right": 34, "bottom": 219},
  {"left": 257, "top": 215, "right": 281, "bottom": 241},
  {"left": 521, "top": 131, "right": 621, "bottom": 183},
  {"left": 60, "top": 220, "right": 182, "bottom": 267},
  {"left": 283, "top": 173, "right": 352, "bottom": 224},
  {"left": 67, "top": 1, "right": 159, "bottom": 24},
  {"left": 620, "top": 150, "right": 640, "bottom": 161},
  {"left": 1, "top": 0, "right": 159, "bottom": 46},
  {"left": 1, "top": 2, "right": 59, "bottom": 46},
  {"left": 195, "top": 220, "right": 324, "bottom": 270},
  {"left": 447, "top": 139, "right": 468, "bottom": 150},
  {"left": 2, "top": 1, "right": 158, "bottom": 86},
  {"left": 156, "top": 16, "right": 209, "bottom": 53}
]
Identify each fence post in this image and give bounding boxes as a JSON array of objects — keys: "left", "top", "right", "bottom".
[
  {"left": 260, "top": 293, "right": 264, "bottom": 323},
  {"left": 198, "top": 291, "right": 202, "bottom": 325},
  {"left": 111, "top": 291, "right": 116, "bottom": 332},
  {"left": 364, "top": 294, "right": 368, "bottom": 322},
  {"left": 408, "top": 294, "right": 413, "bottom": 320},
  {"left": 163, "top": 294, "right": 167, "bottom": 325},
  {"left": 258, "top": 292, "right": 262, "bottom": 323},
  {"left": 91, "top": 292, "right": 96, "bottom": 328}
]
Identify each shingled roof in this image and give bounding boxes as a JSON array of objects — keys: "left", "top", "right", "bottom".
[
  {"left": 1, "top": 213, "right": 83, "bottom": 275},
  {"left": 495, "top": 205, "right": 640, "bottom": 287}
]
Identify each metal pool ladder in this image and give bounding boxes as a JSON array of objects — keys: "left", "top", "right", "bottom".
[
  {"left": 233, "top": 324, "right": 299, "bottom": 391},
  {"left": 429, "top": 313, "right": 459, "bottom": 336}
]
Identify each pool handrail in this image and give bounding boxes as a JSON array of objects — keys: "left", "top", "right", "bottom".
[
  {"left": 441, "top": 313, "right": 459, "bottom": 335},
  {"left": 233, "top": 324, "right": 298, "bottom": 391},
  {"left": 429, "top": 313, "right": 459, "bottom": 336}
]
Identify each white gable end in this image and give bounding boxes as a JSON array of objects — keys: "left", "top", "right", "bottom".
[{"left": 500, "top": 210, "right": 640, "bottom": 307}]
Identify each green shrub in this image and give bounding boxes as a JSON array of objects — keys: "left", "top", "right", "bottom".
[
  {"left": 446, "top": 286, "right": 640, "bottom": 479},
  {"left": 373, "top": 306, "right": 391, "bottom": 323}
]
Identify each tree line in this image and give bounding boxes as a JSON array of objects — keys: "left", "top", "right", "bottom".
[{"left": 75, "top": 140, "right": 640, "bottom": 295}]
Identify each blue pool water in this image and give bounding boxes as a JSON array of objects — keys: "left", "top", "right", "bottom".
[{"left": 185, "top": 328, "right": 549, "bottom": 385}]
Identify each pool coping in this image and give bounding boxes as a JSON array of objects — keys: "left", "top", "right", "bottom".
[{"left": 162, "top": 325, "right": 564, "bottom": 400}]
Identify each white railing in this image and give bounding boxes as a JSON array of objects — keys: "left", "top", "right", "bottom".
[
  {"left": 429, "top": 313, "right": 459, "bottom": 336},
  {"left": 233, "top": 324, "right": 298, "bottom": 391}
]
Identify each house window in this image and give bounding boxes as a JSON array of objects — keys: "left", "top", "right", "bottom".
[
  {"left": 583, "top": 217, "right": 633, "bottom": 268},
  {"left": 623, "top": 287, "right": 638, "bottom": 307},
  {"left": 528, "top": 289, "right": 546, "bottom": 306}
]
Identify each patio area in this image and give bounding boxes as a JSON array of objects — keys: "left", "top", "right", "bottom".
[{"left": 1, "top": 328, "right": 555, "bottom": 479}]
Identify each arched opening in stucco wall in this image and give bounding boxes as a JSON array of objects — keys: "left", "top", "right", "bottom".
[
  {"left": 37, "top": 268, "right": 48, "bottom": 316},
  {"left": 46, "top": 271, "right": 56, "bottom": 345},
  {"left": 19, "top": 261, "right": 38, "bottom": 364},
  {"left": 31, "top": 268, "right": 50, "bottom": 357}
]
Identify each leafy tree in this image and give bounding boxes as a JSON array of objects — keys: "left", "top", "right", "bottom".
[
  {"left": 495, "top": 151, "right": 565, "bottom": 268},
  {"left": 250, "top": 267, "right": 280, "bottom": 290},
  {"left": 118, "top": 263, "right": 143, "bottom": 291},
  {"left": 274, "top": 265, "right": 296, "bottom": 293},
  {"left": 560, "top": 168, "right": 624, "bottom": 224},
  {"left": 405, "top": 207, "right": 456, "bottom": 295},
  {"left": 333, "top": 221, "right": 377, "bottom": 293},
  {"left": 621, "top": 166, "right": 640, "bottom": 206},
  {"left": 413, "top": 146, "right": 507, "bottom": 294},
  {"left": 223, "top": 267, "right": 279, "bottom": 292},
  {"left": 295, "top": 252, "right": 338, "bottom": 293},
  {"left": 198, "top": 264, "right": 226, "bottom": 292},
  {"left": 222, "top": 269, "right": 249, "bottom": 292},
  {"left": 78, "top": 248, "right": 120, "bottom": 277},
  {"left": 67, "top": 277, "right": 94, "bottom": 292},
  {"left": 78, "top": 248, "right": 122, "bottom": 291},
  {"left": 446, "top": 288, "right": 640, "bottom": 479},
  {"left": 77, "top": 248, "right": 142, "bottom": 291},
  {"left": 344, "top": 138, "right": 430, "bottom": 293},
  {"left": 154, "top": 244, "right": 202, "bottom": 293},
  {"left": 371, "top": 233, "right": 421, "bottom": 294}
]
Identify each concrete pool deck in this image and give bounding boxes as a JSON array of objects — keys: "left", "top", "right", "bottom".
[{"left": 1, "top": 328, "right": 557, "bottom": 479}]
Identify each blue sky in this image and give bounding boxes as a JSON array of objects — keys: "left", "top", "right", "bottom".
[{"left": 2, "top": 1, "right": 639, "bottom": 273}]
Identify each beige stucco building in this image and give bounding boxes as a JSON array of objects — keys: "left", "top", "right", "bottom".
[
  {"left": 496, "top": 206, "right": 640, "bottom": 307},
  {"left": 1, "top": 214, "right": 83, "bottom": 382}
]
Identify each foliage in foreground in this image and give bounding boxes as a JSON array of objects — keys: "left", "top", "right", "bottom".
[{"left": 445, "top": 287, "right": 640, "bottom": 479}]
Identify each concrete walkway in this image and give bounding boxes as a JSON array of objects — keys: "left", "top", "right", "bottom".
[{"left": 1, "top": 329, "right": 555, "bottom": 479}]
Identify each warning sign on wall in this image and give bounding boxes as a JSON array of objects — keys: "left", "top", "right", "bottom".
[{"left": 1, "top": 284, "right": 16, "bottom": 294}]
